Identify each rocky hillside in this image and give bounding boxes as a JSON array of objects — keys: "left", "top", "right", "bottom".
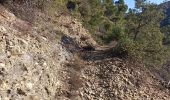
[
  {"left": 0, "top": 4, "right": 93, "bottom": 99},
  {"left": 0, "top": 3, "right": 170, "bottom": 100}
]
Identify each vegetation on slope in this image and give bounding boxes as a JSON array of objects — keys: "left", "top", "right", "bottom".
[
  {"left": 52, "top": 0, "right": 170, "bottom": 67},
  {"left": 1, "top": 0, "right": 170, "bottom": 99},
  {"left": 1, "top": 0, "right": 170, "bottom": 67}
]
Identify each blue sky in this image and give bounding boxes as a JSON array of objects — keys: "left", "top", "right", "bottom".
[{"left": 124, "top": 0, "right": 165, "bottom": 8}]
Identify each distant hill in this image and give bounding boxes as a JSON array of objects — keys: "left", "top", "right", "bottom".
[{"left": 160, "top": 1, "right": 170, "bottom": 26}]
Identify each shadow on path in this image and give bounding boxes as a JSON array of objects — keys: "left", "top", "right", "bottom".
[{"left": 80, "top": 48, "right": 116, "bottom": 61}]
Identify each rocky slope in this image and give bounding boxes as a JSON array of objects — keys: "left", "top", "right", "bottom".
[
  {"left": 80, "top": 58, "right": 170, "bottom": 100},
  {"left": 0, "top": 4, "right": 170, "bottom": 100},
  {"left": 0, "top": 4, "right": 94, "bottom": 99},
  {"left": 0, "top": 5, "right": 74, "bottom": 100}
]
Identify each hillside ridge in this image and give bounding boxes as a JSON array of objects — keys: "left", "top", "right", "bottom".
[{"left": 0, "top": 4, "right": 170, "bottom": 100}]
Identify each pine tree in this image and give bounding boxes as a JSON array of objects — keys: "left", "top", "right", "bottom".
[{"left": 123, "top": 1, "right": 168, "bottom": 66}]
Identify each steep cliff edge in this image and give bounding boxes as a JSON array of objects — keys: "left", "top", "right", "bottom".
[{"left": 0, "top": 4, "right": 170, "bottom": 100}]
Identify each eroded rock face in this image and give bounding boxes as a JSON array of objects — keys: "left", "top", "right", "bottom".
[{"left": 0, "top": 5, "right": 73, "bottom": 100}]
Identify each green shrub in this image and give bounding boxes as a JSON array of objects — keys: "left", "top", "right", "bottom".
[
  {"left": 114, "top": 33, "right": 170, "bottom": 67},
  {"left": 89, "top": 14, "right": 103, "bottom": 26},
  {"left": 114, "top": 36, "right": 143, "bottom": 59}
]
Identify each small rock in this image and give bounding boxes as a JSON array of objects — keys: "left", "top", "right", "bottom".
[
  {"left": 4, "top": 97, "right": 9, "bottom": 100},
  {"left": 0, "top": 26, "right": 7, "bottom": 33},
  {"left": 0, "top": 63, "right": 5, "bottom": 67},
  {"left": 26, "top": 82, "right": 33, "bottom": 90},
  {"left": 35, "top": 62, "right": 39, "bottom": 65},
  {"left": 29, "top": 95, "right": 40, "bottom": 100},
  {"left": 43, "top": 62, "right": 47, "bottom": 66}
]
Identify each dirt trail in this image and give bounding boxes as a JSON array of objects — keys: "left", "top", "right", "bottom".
[{"left": 0, "top": 4, "right": 170, "bottom": 100}]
